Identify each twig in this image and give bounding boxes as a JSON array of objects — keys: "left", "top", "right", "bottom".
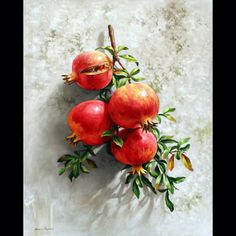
[{"left": 108, "top": 25, "right": 126, "bottom": 70}]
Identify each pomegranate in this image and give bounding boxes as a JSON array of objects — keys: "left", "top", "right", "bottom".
[
  {"left": 111, "top": 128, "right": 157, "bottom": 175},
  {"left": 67, "top": 100, "right": 113, "bottom": 146},
  {"left": 62, "top": 51, "right": 113, "bottom": 90},
  {"left": 108, "top": 83, "right": 159, "bottom": 129}
]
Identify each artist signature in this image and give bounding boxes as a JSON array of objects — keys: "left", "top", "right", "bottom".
[{"left": 35, "top": 227, "right": 53, "bottom": 231}]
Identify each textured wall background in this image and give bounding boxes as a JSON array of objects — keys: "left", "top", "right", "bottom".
[{"left": 24, "top": 0, "right": 212, "bottom": 235}]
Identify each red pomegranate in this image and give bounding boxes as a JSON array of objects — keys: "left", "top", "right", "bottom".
[
  {"left": 108, "top": 83, "right": 159, "bottom": 129},
  {"left": 67, "top": 100, "right": 113, "bottom": 145},
  {"left": 62, "top": 51, "right": 113, "bottom": 90},
  {"left": 111, "top": 128, "right": 157, "bottom": 174}
]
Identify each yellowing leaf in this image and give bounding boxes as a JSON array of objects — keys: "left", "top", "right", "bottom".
[
  {"left": 168, "top": 154, "right": 175, "bottom": 171},
  {"left": 181, "top": 154, "right": 193, "bottom": 171}
]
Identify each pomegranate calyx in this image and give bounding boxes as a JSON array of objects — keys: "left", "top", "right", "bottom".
[
  {"left": 66, "top": 132, "right": 80, "bottom": 146},
  {"left": 130, "top": 165, "right": 147, "bottom": 176},
  {"left": 142, "top": 120, "right": 158, "bottom": 132},
  {"left": 62, "top": 73, "right": 75, "bottom": 85}
]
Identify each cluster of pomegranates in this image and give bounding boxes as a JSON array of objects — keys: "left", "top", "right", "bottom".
[{"left": 64, "top": 50, "right": 160, "bottom": 175}]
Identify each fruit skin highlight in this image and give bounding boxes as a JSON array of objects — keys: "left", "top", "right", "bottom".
[
  {"left": 110, "top": 128, "right": 157, "bottom": 167},
  {"left": 108, "top": 83, "right": 159, "bottom": 129},
  {"left": 67, "top": 100, "right": 113, "bottom": 146},
  {"left": 63, "top": 51, "right": 113, "bottom": 90}
]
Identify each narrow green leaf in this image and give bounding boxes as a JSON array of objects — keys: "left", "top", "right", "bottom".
[
  {"left": 80, "top": 164, "right": 89, "bottom": 174},
  {"left": 68, "top": 171, "right": 73, "bottom": 182},
  {"left": 132, "top": 180, "right": 140, "bottom": 199},
  {"left": 175, "top": 152, "right": 180, "bottom": 160},
  {"left": 151, "top": 127, "right": 160, "bottom": 139},
  {"left": 136, "top": 176, "right": 143, "bottom": 188},
  {"left": 156, "top": 174, "right": 163, "bottom": 185},
  {"left": 155, "top": 115, "right": 161, "bottom": 123},
  {"left": 169, "top": 176, "right": 186, "bottom": 184},
  {"left": 165, "top": 191, "right": 174, "bottom": 212},
  {"left": 117, "top": 45, "right": 129, "bottom": 53},
  {"left": 119, "top": 54, "right": 137, "bottom": 62},
  {"left": 86, "top": 159, "right": 98, "bottom": 168},
  {"left": 130, "top": 68, "right": 140, "bottom": 76},
  {"left": 178, "top": 137, "right": 191, "bottom": 147},
  {"left": 163, "top": 107, "right": 176, "bottom": 113},
  {"left": 59, "top": 167, "right": 66, "bottom": 175},
  {"left": 164, "top": 114, "right": 176, "bottom": 123},
  {"left": 158, "top": 162, "right": 166, "bottom": 173},
  {"left": 149, "top": 171, "right": 158, "bottom": 178},
  {"left": 125, "top": 174, "right": 134, "bottom": 184},
  {"left": 80, "top": 152, "right": 88, "bottom": 162},
  {"left": 132, "top": 76, "right": 145, "bottom": 82},
  {"left": 141, "top": 175, "right": 157, "bottom": 194},
  {"left": 162, "top": 147, "right": 172, "bottom": 159},
  {"left": 57, "top": 155, "right": 73, "bottom": 163},
  {"left": 158, "top": 188, "right": 167, "bottom": 193},
  {"left": 159, "top": 136, "right": 174, "bottom": 142},
  {"left": 96, "top": 46, "right": 114, "bottom": 55},
  {"left": 180, "top": 144, "right": 190, "bottom": 152},
  {"left": 102, "top": 130, "right": 114, "bottom": 137},
  {"left": 112, "top": 136, "right": 123, "bottom": 148},
  {"left": 163, "top": 175, "right": 171, "bottom": 190},
  {"left": 118, "top": 78, "right": 129, "bottom": 87},
  {"left": 87, "top": 148, "right": 96, "bottom": 157},
  {"left": 112, "top": 76, "right": 118, "bottom": 88}
]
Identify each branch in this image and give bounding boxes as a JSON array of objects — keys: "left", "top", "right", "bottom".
[{"left": 108, "top": 25, "right": 126, "bottom": 70}]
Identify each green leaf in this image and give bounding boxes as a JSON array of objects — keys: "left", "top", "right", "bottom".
[
  {"left": 125, "top": 174, "right": 134, "bottom": 184},
  {"left": 68, "top": 171, "right": 73, "bottom": 182},
  {"left": 151, "top": 127, "right": 160, "bottom": 139},
  {"left": 156, "top": 174, "right": 163, "bottom": 185},
  {"left": 136, "top": 176, "right": 143, "bottom": 188},
  {"left": 158, "top": 162, "right": 166, "bottom": 173},
  {"left": 132, "top": 180, "right": 140, "bottom": 199},
  {"left": 163, "top": 114, "right": 176, "bottom": 123},
  {"left": 130, "top": 68, "right": 140, "bottom": 76},
  {"left": 169, "top": 176, "right": 186, "bottom": 184},
  {"left": 72, "top": 164, "right": 80, "bottom": 178},
  {"left": 155, "top": 115, "right": 161, "bottom": 123},
  {"left": 158, "top": 188, "right": 167, "bottom": 193},
  {"left": 175, "top": 152, "right": 180, "bottom": 160},
  {"left": 159, "top": 136, "right": 174, "bottom": 142},
  {"left": 149, "top": 171, "right": 158, "bottom": 178},
  {"left": 102, "top": 130, "right": 114, "bottom": 137},
  {"left": 118, "top": 78, "right": 129, "bottom": 87},
  {"left": 163, "top": 175, "right": 171, "bottom": 190},
  {"left": 154, "top": 165, "right": 161, "bottom": 175},
  {"left": 57, "top": 155, "right": 73, "bottom": 163},
  {"left": 87, "top": 148, "right": 96, "bottom": 157},
  {"left": 180, "top": 144, "right": 190, "bottom": 152},
  {"left": 162, "top": 147, "right": 172, "bottom": 159},
  {"left": 119, "top": 54, "right": 137, "bottom": 62},
  {"left": 117, "top": 45, "right": 129, "bottom": 53},
  {"left": 80, "top": 152, "right": 88, "bottom": 162},
  {"left": 163, "top": 107, "right": 176, "bottom": 113},
  {"left": 80, "top": 164, "right": 89, "bottom": 174},
  {"left": 112, "top": 76, "right": 118, "bottom": 88},
  {"left": 96, "top": 46, "right": 114, "bottom": 55},
  {"left": 141, "top": 175, "right": 156, "bottom": 194},
  {"left": 112, "top": 136, "right": 123, "bottom": 148},
  {"left": 59, "top": 167, "right": 66, "bottom": 175},
  {"left": 178, "top": 137, "right": 191, "bottom": 147},
  {"left": 165, "top": 191, "right": 174, "bottom": 212},
  {"left": 132, "top": 76, "right": 145, "bottom": 82},
  {"left": 86, "top": 159, "right": 98, "bottom": 168}
]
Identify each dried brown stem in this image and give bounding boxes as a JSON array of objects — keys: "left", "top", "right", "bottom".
[{"left": 108, "top": 25, "right": 126, "bottom": 70}]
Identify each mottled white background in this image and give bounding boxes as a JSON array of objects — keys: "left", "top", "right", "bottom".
[{"left": 24, "top": 0, "right": 212, "bottom": 235}]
